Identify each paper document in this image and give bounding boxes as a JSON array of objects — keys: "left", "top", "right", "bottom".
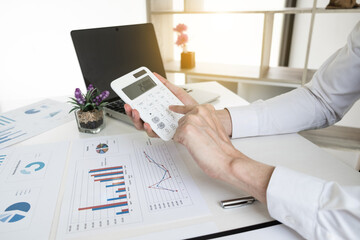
[
  {"left": 0, "top": 99, "right": 73, "bottom": 149},
  {"left": 57, "top": 133, "right": 209, "bottom": 239},
  {"left": 0, "top": 142, "right": 70, "bottom": 240},
  {"left": 126, "top": 222, "right": 218, "bottom": 240}
]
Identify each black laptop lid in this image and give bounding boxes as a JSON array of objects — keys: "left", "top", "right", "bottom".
[{"left": 71, "top": 23, "right": 166, "bottom": 102}]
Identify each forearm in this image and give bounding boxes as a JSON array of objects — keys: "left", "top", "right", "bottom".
[
  {"left": 227, "top": 21, "right": 360, "bottom": 139},
  {"left": 220, "top": 149, "right": 275, "bottom": 204}
]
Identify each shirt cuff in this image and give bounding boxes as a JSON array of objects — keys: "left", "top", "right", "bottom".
[
  {"left": 226, "top": 105, "right": 259, "bottom": 138},
  {"left": 266, "top": 166, "right": 325, "bottom": 239}
]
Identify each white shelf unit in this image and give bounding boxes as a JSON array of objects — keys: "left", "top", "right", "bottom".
[{"left": 148, "top": 0, "right": 360, "bottom": 89}]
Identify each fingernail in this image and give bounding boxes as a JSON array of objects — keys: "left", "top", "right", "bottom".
[
  {"left": 132, "top": 111, "right": 135, "bottom": 119},
  {"left": 144, "top": 124, "right": 147, "bottom": 130}
]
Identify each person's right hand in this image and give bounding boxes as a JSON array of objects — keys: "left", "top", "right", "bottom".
[{"left": 124, "top": 72, "right": 198, "bottom": 137}]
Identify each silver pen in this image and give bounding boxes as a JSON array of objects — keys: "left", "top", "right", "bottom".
[{"left": 220, "top": 196, "right": 256, "bottom": 209}]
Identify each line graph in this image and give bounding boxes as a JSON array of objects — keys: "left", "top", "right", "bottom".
[
  {"left": 143, "top": 151, "right": 177, "bottom": 192},
  {"left": 57, "top": 135, "right": 211, "bottom": 239},
  {"left": 135, "top": 141, "right": 192, "bottom": 212}
]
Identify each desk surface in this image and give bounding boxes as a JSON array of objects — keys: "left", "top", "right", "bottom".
[{"left": 5, "top": 82, "right": 360, "bottom": 239}]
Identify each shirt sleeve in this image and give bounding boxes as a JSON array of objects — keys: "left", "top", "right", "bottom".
[
  {"left": 267, "top": 166, "right": 360, "bottom": 240},
  {"left": 227, "top": 21, "right": 360, "bottom": 139}
]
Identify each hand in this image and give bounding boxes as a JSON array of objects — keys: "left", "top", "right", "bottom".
[
  {"left": 170, "top": 104, "right": 239, "bottom": 179},
  {"left": 170, "top": 104, "right": 275, "bottom": 204},
  {"left": 124, "top": 72, "right": 198, "bottom": 138}
]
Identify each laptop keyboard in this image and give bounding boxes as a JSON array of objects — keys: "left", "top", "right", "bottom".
[{"left": 106, "top": 99, "right": 126, "bottom": 114}]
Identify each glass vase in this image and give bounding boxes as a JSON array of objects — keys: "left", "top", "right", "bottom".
[{"left": 75, "top": 109, "right": 105, "bottom": 134}]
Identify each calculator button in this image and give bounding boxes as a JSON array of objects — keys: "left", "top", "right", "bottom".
[
  {"left": 157, "top": 122, "right": 165, "bottom": 129},
  {"left": 152, "top": 116, "right": 160, "bottom": 123},
  {"left": 170, "top": 123, "right": 176, "bottom": 130}
]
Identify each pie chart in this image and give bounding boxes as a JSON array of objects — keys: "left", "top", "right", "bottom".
[
  {"left": 96, "top": 143, "right": 109, "bottom": 154},
  {"left": 24, "top": 109, "right": 40, "bottom": 114},
  {"left": 20, "top": 161, "right": 45, "bottom": 174},
  {"left": 0, "top": 202, "right": 31, "bottom": 223}
]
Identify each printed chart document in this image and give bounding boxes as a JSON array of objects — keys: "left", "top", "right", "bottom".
[
  {"left": 0, "top": 142, "right": 70, "bottom": 240},
  {"left": 57, "top": 133, "right": 210, "bottom": 239},
  {"left": 0, "top": 99, "right": 73, "bottom": 149}
]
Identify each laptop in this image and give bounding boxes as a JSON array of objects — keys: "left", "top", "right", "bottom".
[{"left": 71, "top": 23, "right": 219, "bottom": 125}]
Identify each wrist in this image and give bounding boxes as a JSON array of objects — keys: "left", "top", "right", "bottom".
[
  {"left": 228, "top": 154, "right": 275, "bottom": 204},
  {"left": 216, "top": 109, "right": 232, "bottom": 137}
]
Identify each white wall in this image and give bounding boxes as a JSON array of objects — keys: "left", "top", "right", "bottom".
[{"left": 0, "top": 0, "right": 147, "bottom": 111}]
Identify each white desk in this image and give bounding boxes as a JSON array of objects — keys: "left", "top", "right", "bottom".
[{"left": 4, "top": 82, "right": 360, "bottom": 239}]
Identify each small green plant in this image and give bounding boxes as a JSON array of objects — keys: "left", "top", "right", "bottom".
[{"left": 68, "top": 84, "right": 109, "bottom": 113}]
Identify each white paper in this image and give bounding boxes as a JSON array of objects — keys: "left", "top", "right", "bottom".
[
  {"left": 0, "top": 99, "right": 73, "bottom": 149},
  {"left": 57, "top": 133, "right": 210, "bottom": 239},
  {"left": 125, "top": 222, "right": 218, "bottom": 240},
  {"left": 0, "top": 142, "right": 70, "bottom": 240}
]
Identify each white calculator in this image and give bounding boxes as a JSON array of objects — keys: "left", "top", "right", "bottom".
[{"left": 110, "top": 66, "right": 184, "bottom": 141}]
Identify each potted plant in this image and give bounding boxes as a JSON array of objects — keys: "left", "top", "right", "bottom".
[
  {"left": 174, "top": 23, "right": 195, "bottom": 69},
  {"left": 68, "top": 84, "right": 109, "bottom": 134}
]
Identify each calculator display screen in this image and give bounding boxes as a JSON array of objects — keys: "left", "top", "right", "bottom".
[{"left": 122, "top": 75, "right": 157, "bottom": 100}]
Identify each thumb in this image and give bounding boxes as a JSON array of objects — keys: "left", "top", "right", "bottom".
[{"left": 169, "top": 105, "right": 196, "bottom": 114}]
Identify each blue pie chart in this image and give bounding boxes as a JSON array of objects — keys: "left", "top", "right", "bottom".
[
  {"left": 0, "top": 202, "right": 31, "bottom": 223},
  {"left": 24, "top": 109, "right": 40, "bottom": 114},
  {"left": 20, "top": 161, "right": 45, "bottom": 174}
]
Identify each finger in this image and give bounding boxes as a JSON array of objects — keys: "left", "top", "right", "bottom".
[
  {"left": 131, "top": 109, "right": 145, "bottom": 130},
  {"left": 124, "top": 104, "right": 132, "bottom": 118},
  {"left": 169, "top": 104, "right": 197, "bottom": 114},
  {"left": 144, "top": 123, "right": 159, "bottom": 138},
  {"left": 153, "top": 72, "right": 176, "bottom": 90},
  {"left": 153, "top": 72, "right": 198, "bottom": 105}
]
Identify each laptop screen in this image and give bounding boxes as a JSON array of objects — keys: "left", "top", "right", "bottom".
[{"left": 71, "top": 23, "right": 166, "bottom": 102}]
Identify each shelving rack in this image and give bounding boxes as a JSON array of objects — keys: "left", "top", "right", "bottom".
[{"left": 148, "top": 0, "right": 360, "bottom": 89}]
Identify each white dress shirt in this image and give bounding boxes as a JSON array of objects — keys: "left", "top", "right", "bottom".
[{"left": 227, "top": 21, "right": 360, "bottom": 240}]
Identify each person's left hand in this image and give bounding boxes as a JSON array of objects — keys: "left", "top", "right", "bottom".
[{"left": 124, "top": 72, "right": 198, "bottom": 138}]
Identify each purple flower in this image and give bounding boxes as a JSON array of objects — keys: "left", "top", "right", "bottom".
[
  {"left": 87, "top": 84, "right": 94, "bottom": 91},
  {"left": 101, "top": 91, "right": 110, "bottom": 100},
  {"left": 70, "top": 85, "right": 109, "bottom": 111},
  {"left": 75, "top": 88, "right": 85, "bottom": 105}
]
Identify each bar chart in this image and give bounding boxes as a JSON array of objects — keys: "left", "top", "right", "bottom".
[
  {"left": 66, "top": 158, "right": 142, "bottom": 233},
  {"left": 57, "top": 134, "right": 210, "bottom": 239},
  {"left": 0, "top": 154, "right": 5, "bottom": 170},
  {"left": 0, "top": 116, "right": 16, "bottom": 127},
  {"left": 0, "top": 99, "right": 73, "bottom": 149},
  {"left": 78, "top": 166, "right": 129, "bottom": 216},
  {"left": 0, "top": 127, "right": 27, "bottom": 145}
]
